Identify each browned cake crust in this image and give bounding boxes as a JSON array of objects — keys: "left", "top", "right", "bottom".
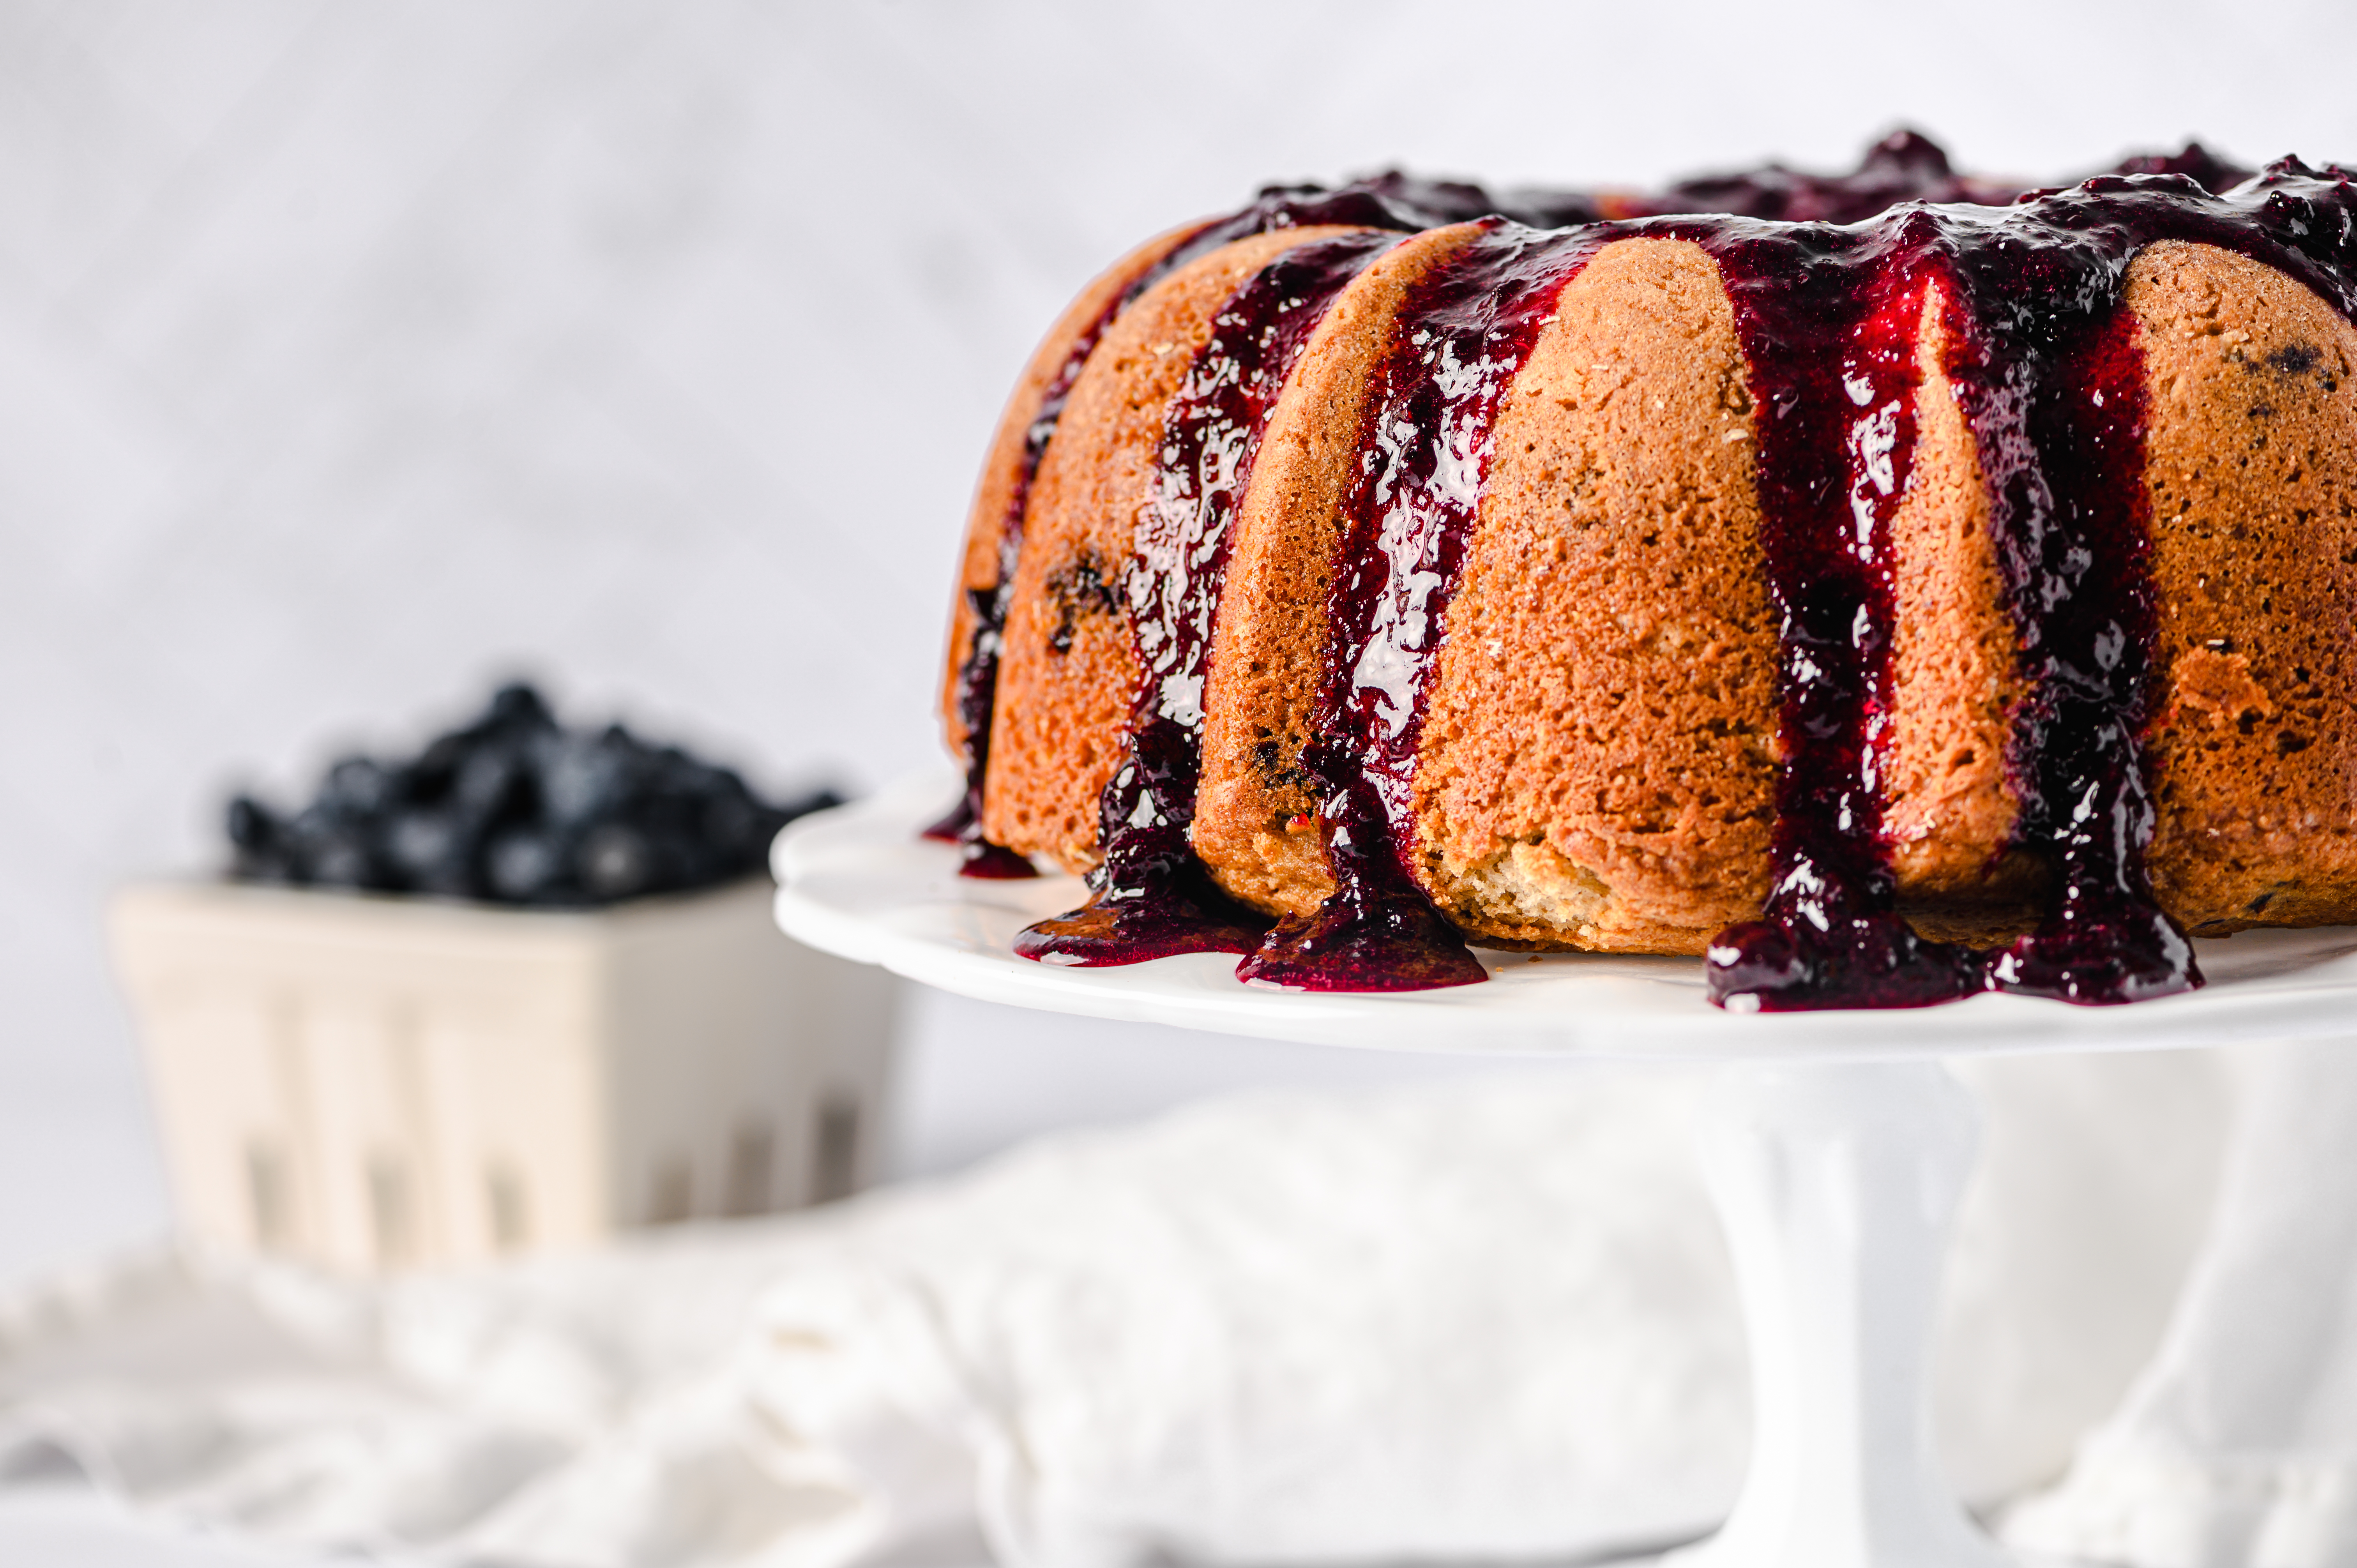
[
  {"left": 1409, "top": 238, "right": 1775, "bottom": 953},
  {"left": 2133, "top": 240, "right": 2357, "bottom": 932},
  {"left": 983, "top": 226, "right": 1372, "bottom": 870},
  {"left": 952, "top": 194, "right": 2357, "bottom": 974},
  {"left": 1193, "top": 222, "right": 1488, "bottom": 916},
  {"left": 938, "top": 221, "right": 1206, "bottom": 761},
  {"left": 1886, "top": 286, "right": 2039, "bottom": 943}
]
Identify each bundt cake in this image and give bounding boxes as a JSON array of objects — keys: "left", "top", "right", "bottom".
[{"left": 928, "top": 133, "right": 2357, "bottom": 1011}]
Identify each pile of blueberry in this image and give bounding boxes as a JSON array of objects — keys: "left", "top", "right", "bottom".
[{"left": 226, "top": 683, "right": 841, "bottom": 907}]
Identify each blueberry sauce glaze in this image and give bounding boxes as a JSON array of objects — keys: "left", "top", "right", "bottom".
[
  {"left": 1922, "top": 169, "right": 2357, "bottom": 1003},
  {"left": 1018, "top": 230, "right": 1405, "bottom": 963},
  {"left": 1677, "top": 214, "right": 1989, "bottom": 1009},
  {"left": 1239, "top": 224, "right": 1604, "bottom": 991},
  {"left": 1697, "top": 159, "right": 2357, "bottom": 1004},
  {"left": 968, "top": 135, "right": 2357, "bottom": 1007},
  {"left": 931, "top": 182, "right": 1495, "bottom": 876},
  {"left": 1249, "top": 155, "right": 2357, "bottom": 1007},
  {"left": 1630, "top": 129, "right": 2030, "bottom": 225},
  {"left": 1967, "top": 294, "right": 2182, "bottom": 1003},
  {"left": 1687, "top": 159, "right": 2347, "bottom": 1004}
]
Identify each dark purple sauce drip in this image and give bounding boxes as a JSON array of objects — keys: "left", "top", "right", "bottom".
[
  {"left": 954, "top": 840, "right": 1042, "bottom": 879},
  {"left": 1699, "top": 158, "right": 2357, "bottom": 1008},
  {"left": 1239, "top": 225, "right": 1603, "bottom": 992},
  {"left": 1017, "top": 232, "right": 1403, "bottom": 965},
  {"left": 1967, "top": 301, "right": 2186, "bottom": 1002},
  {"left": 1610, "top": 130, "right": 2252, "bottom": 226},
  {"left": 1929, "top": 186, "right": 2226, "bottom": 1005},
  {"left": 1642, "top": 131, "right": 2030, "bottom": 225},
  {"left": 1244, "top": 150, "right": 2353, "bottom": 1003},
  {"left": 1686, "top": 217, "right": 1988, "bottom": 1009},
  {"left": 931, "top": 184, "right": 1475, "bottom": 876}
]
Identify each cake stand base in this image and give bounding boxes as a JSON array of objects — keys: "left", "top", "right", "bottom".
[{"left": 1667, "top": 1060, "right": 2009, "bottom": 1568}]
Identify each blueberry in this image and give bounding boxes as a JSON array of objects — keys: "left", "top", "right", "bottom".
[
  {"left": 424, "top": 871, "right": 474, "bottom": 899},
  {"left": 235, "top": 849, "right": 295, "bottom": 883},
  {"left": 539, "top": 735, "right": 629, "bottom": 826},
  {"left": 306, "top": 831, "right": 376, "bottom": 888},
  {"left": 578, "top": 823, "right": 652, "bottom": 900},
  {"left": 226, "top": 794, "right": 296, "bottom": 882},
  {"left": 322, "top": 756, "right": 399, "bottom": 819},
  {"left": 703, "top": 793, "right": 760, "bottom": 855},
  {"left": 409, "top": 735, "right": 466, "bottom": 800},
  {"left": 226, "top": 795, "right": 278, "bottom": 850},
  {"left": 486, "top": 828, "right": 564, "bottom": 902},
  {"left": 384, "top": 808, "right": 462, "bottom": 884},
  {"left": 411, "top": 842, "right": 481, "bottom": 899},
  {"left": 224, "top": 680, "right": 838, "bottom": 904},
  {"left": 455, "top": 745, "right": 524, "bottom": 820},
  {"left": 281, "top": 804, "right": 373, "bottom": 888},
  {"left": 483, "top": 682, "right": 555, "bottom": 734}
]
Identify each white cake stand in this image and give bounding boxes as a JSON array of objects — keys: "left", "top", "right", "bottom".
[{"left": 774, "top": 771, "right": 2357, "bottom": 1568}]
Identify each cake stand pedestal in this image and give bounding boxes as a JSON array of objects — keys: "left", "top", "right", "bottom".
[
  {"left": 773, "top": 772, "right": 2357, "bottom": 1568},
  {"left": 1672, "top": 1060, "right": 2000, "bottom": 1568}
]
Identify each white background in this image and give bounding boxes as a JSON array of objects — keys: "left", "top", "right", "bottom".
[{"left": 3, "top": 2, "right": 2353, "bottom": 1558}]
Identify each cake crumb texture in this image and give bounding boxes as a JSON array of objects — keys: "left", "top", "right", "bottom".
[
  {"left": 939, "top": 222, "right": 1203, "bottom": 761},
  {"left": 2133, "top": 240, "right": 2357, "bottom": 932},
  {"left": 1413, "top": 237, "right": 1776, "bottom": 954},
  {"left": 1886, "top": 283, "right": 2041, "bottom": 938},
  {"left": 984, "top": 227, "right": 1367, "bottom": 871}
]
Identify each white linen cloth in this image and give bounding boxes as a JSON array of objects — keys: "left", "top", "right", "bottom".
[
  {"left": 0, "top": 1056, "right": 2231, "bottom": 1568},
  {"left": 2004, "top": 1038, "right": 2357, "bottom": 1568}
]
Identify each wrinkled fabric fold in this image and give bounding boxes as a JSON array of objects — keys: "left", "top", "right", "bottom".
[
  {"left": 2005, "top": 1040, "right": 2357, "bottom": 1568},
  {"left": 1, "top": 1060, "right": 2232, "bottom": 1568}
]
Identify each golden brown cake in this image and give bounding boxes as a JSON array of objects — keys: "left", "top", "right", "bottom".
[{"left": 929, "top": 134, "right": 2357, "bottom": 1010}]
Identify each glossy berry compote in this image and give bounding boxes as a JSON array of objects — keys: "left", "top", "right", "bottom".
[
  {"left": 1638, "top": 130, "right": 2028, "bottom": 224},
  {"left": 1019, "top": 232, "right": 1405, "bottom": 965},
  {"left": 1692, "top": 150, "right": 2357, "bottom": 1008},
  {"left": 950, "top": 133, "right": 2357, "bottom": 1008},
  {"left": 931, "top": 178, "right": 1503, "bottom": 880},
  {"left": 1239, "top": 224, "right": 1601, "bottom": 992},
  {"left": 1673, "top": 213, "right": 1989, "bottom": 1010}
]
